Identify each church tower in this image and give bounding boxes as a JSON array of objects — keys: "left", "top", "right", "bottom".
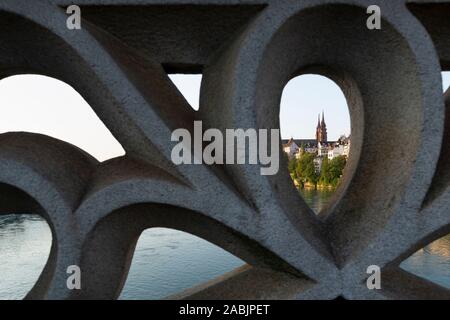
[
  {"left": 316, "top": 111, "right": 328, "bottom": 144},
  {"left": 316, "top": 114, "right": 321, "bottom": 143}
]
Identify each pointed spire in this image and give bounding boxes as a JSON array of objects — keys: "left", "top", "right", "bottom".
[
  {"left": 317, "top": 114, "right": 321, "bottom": 128},
  {"left": 321, "top": 110, "right": 325, "bottom": 125}
]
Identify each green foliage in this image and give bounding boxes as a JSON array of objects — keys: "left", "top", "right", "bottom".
[
  {"left": 294, "top": 152, "right": 318, "bottom": 186},
  {"left": 287, "top": 152, "right": 347, "bottom": 188},
  {"left": 319, "top": 157, "right": 331, "bottom": 185},
  {"left": 288, "top": 158, "right": 297, "bottom": 179},
  {"left": 320, "top": 155, "right": 346, "bottom": 187}
]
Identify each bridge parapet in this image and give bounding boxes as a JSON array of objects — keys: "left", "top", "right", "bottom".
[{"left": 0, "top": 0, "right": 449, "bottom": 299}]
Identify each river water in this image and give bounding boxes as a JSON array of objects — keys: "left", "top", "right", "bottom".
[{"left": 0, "top": 189, "right": 449, "bottom": 299}]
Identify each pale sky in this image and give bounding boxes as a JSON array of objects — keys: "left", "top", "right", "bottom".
[
  {"left": 0, "top": 73, "right": 448, "bottom": 161},
  {"left": 280, "top": 75, "right": 350, "bottom": 140}
]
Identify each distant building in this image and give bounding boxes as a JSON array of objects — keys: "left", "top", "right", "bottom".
[
  {"left": 282, "top": 111, "right": 350, "bottom": 169},
  {"left": 282, "top": 138, "right": 318, "bottom": 159},
  {"left": 316, "top": 111, "right": 328, "bottom": 144},
  {"left": 328, "top": 145, "right": 345, "bottom": 160},
  {"left": 282, "top": 138, "right": 299, "bottom": 159},
  {"left": 341, "top": 136, "right": 351, "bottom": 157},
  {"left": 318, "top": 141, "right": 330, "bottom": 157},
  {"left": 327, "top": 135, "right": 351, "bottom": 160},
  {"left": 343, "top": 143, "right": 350, "bottom": 157}
]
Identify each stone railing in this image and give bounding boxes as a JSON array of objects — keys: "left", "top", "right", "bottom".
[{"left": 0, "top": 0, "right": 449, "bottom": 299}]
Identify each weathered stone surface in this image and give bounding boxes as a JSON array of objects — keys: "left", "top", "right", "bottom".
[{"left": 0, "top": 0, "right": 448, "bottom": 299}]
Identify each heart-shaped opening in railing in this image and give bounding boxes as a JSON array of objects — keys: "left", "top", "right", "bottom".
[
  {"left": 280, "top": 74, "right": 351, "bottom": 215},
  {"left": 246, "top": 2, "right": 438, "bottom": 269},
  {"left": 0, "top": 213, "right": 52, "bottom": 300},
  {"left": 119, "top": 227, "right": 244, "bottom": 300}
]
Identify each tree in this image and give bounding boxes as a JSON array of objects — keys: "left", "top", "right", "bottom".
[
  {"left": 295, "top": 152, "right": 318, "bottom": 186},
  {"left": 319, "top": 155, "right": 346, "bottom": 187},
  {"left": 328, "top": 155, "right": 346, "bottom": 186},
  {"left": 319, "top": 157, "right": 331, "bottom": 185},
  {"left": 289, "top": 153, "right": 346, "bottom": 188},
  {"left": 288, "top": 158, "right": 297, "bottom": 179}
]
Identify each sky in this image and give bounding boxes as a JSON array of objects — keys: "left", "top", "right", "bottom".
[
  {"left": 280, "top": 75, "right": 350, "bottom": 140},
  {"left": 0, "top": 73, "right": 448, "bottom": 161}
]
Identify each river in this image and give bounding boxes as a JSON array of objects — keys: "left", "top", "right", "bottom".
[{"left": 0, "top": 188, "right": 448, "bottom": 299}]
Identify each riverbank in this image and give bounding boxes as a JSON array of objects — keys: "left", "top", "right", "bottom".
[{"left": 292, "top": 179, "right": 337, "bottom": 190}]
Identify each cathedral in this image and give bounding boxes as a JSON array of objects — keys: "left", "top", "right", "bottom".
[
  {"left": 316, "top": 111, "right": 327, "bottom": 144},
  {"left": 283, "top": 110, "right": 349, "bottom": 166}
]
